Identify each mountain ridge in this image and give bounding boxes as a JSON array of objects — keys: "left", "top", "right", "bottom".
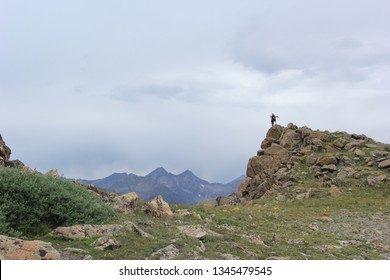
[{"left": 79, "top": 168, "right": 243, "bottom": 205}]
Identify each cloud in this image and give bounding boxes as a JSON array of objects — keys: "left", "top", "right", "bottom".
[{"left": 1, "top": 0, "right": 390, "bottom": 182}]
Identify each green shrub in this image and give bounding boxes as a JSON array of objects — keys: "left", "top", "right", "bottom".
[{"left": 0, "top": 168, "right": 116, "bottom": 236}]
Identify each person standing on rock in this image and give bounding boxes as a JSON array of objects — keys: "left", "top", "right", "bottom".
[{"left": 270, "top": 113, "right": 279, "bottom": 127}]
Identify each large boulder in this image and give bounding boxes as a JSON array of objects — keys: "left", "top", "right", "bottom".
[
  {"left": 112, "top": 192, "right": 138, "bottom": 213},
  {"left": 247, "top": 155, "right": 281, "bottom": 178},
  {"left": 317, "top": 155, "right": 338, "bottom": 166},
  {"left": 0, "top": 235, "right": 60, "bottom": 260},
  {"left": 143, "top": 195, "right": 173, "bottom": 217},
  {"left": 280, "top": 129, "right": 302, "bottom": 149},
  {"left": 378, "top": 159, "right": 390, "bottom": 169},
  {"left": 266, "top": 125, "right": 284, "bottom": 140}
]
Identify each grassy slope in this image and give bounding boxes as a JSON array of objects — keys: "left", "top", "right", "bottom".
[{"left": 44, "top": 184, "right": 389, "bottom": 260}]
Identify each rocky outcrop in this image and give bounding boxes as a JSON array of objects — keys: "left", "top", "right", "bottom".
[
  {"left": 0, "top": 134, "right": 27, "bottom": 169},
  {"left": 0, "top": 235, "right": 60, "bottom": 260},
  {"left": 0, "top": 134, "right": 11, "bottom": 166},
  {"left": 237, "top": 123, "right": 389, "bottom": 201}
]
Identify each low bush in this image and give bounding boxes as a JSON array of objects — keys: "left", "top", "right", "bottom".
[{"left": 0, "top": 168, "right": 116, "bottom": 236}]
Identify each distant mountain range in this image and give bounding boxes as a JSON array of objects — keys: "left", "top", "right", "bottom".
[{"left": 79, "top": 167, "right": 244, "bottom": 205}]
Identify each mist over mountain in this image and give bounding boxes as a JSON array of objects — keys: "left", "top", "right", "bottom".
[{"left": 79, "top": 168, "right": 243, "bottom": 205}]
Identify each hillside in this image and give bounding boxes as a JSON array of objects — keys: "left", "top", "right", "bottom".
[
  {"left": 1, "top": 125, "right": 389, "bottom": 260},
  {"left": 79, "top": 168, "right": 241, "bottom": 205}
]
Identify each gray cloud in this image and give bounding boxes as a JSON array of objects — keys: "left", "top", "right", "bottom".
[{"left": 1, "top": 0, "right": 389, "bottom": 182}]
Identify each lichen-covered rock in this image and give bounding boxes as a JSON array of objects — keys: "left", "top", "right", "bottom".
[{"left": 0, "top": 235, "right": 60, "bottom": 260}]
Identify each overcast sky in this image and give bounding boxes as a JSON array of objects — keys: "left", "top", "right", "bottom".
[{"left": 1, "top": 0, "right": 389, "bottom": 182}]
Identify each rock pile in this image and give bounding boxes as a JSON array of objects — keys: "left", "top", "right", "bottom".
[{"left": 237, "top": 123, "right": 389, "bottom": 201}]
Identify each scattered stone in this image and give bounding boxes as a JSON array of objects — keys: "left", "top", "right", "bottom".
[
  {"left": 266, "top": 256, "right": 290, "bottom": 260},
  {"left": 370, "top": 150, "right": 390, "bottom": 158},
  {"left": 0, "top": 235, "right": 60, "bottom": 260},
  {"left": 330, "top": 186, "right": 342, "bottom": 198},
  {"left": 354, "top": 149, "right": 366, "bottom": 157},
  {"left": 317, "top": 155, "right": 338, "bottom": 166},
  {"left": 221, "top": 253, "right": 240, "bottom": 260},
  {"left": 275, "top": 194, "right": 287, "bottom": 202},
  {"left": 197, "top": 241, "right": 206, "bottom": 253},
  {"left": 64, "top": 247, "right": 89, "bottom": 254},
  {"left": 296, "top": 193, "right": 306, "bottom": 200},
  {"left": 378, "top": 159, "right": 390, "bottom": 169},
  {"left": 241, "top": 233, "right": 265, "bottom": 246},
  {"left": 124, "top": 221, "right": 154, "bottom": 239},
  {"left": 308, "top": 223, "right": 319, "bottom": 231},
  {"left": 90, "top": 237, "right": 121, "bottom": 250},
  {"left": 367, "top": 175, "right": 387, "bottom": 186},
  {"left": 151, "top": 244, "right": 180, "bottom": 260},
  {"left": 336, "top": 167, "right": 357, "bottom": 180},
  {"left": 174, "top": 209, "right": 202, "bottom": 219},
  {"left": 178, "top": 225, "right": 223, "bottom": 240},
  {"left": 338, "top": 240, "right": 362, "bottom": 247},
  {"left": 321, "top": 164, "right": 338, "bottom": 172},
  {"left": 333, "top": 138, "right": 346, "bottom": 149},
  {"left": 319, "top": 216, "right": 334, "bottom": 222},
  {"left": 288, "top": 239, "right": 304, "bottom": 245},
  {"left": 345, "top": 140, "right": 364, "bottom": 151}
]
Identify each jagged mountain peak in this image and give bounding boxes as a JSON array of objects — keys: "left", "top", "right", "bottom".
[{"left": 147, "top": 167, "right": 169, "bottom": 177}]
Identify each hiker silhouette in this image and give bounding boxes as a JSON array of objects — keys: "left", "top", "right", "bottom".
[{"left": 270, "top": 114, "right": 279, "bottom": 127}]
